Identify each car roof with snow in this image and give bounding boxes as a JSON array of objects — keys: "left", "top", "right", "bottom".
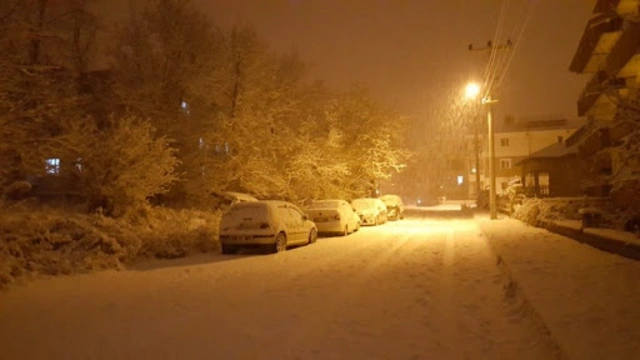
[{"left": 213, "top": 191, "right": 258, "bottom": 201}]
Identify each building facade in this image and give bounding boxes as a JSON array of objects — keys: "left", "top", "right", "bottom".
[
  {"left": 466, "top": 117, "right": 585, "bottom": 198},
  {"left": 569, "top": 0, "right": 640, "bottom": 196}
]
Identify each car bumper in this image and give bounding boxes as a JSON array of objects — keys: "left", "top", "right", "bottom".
[
  {"left": 358, "top": 214, "right": 377, "bottom": 225},
  {"left": 314, "top": 220, "right": 344, "bottom": 234},
  {"left": 220, "top": 234, "right": 276, "bottom": 245}
]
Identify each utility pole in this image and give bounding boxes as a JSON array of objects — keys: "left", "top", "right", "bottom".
[
  {"left": 473, "top": 115, "right": 481, "bottom": 196},
  {"left": 468, "top": 40, "right": 512, "bottom": 220}
]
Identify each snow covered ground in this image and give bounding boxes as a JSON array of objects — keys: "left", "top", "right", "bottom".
[
  {"left": 476, "top": 214, "right": 640, "bottom": 360},
  {"left": 0, "top": 210, "right": 561, "bottom": 360}
]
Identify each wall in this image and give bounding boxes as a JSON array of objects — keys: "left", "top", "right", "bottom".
[
  {"left": 521, "top": 155, "right": 583, "bottom": 197},
  {"left": 489, "top": 128, "right": 579, "bottom": 193}
]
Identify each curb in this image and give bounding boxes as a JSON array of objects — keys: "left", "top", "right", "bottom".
[{"left": 539, "top": 220, "right": 640, "bottom": 261}]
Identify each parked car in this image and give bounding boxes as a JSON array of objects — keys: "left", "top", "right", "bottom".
[
  {"left": 351, "top": 198, "right": 388, "bottom": 226},
  {"left": 379, "top": 194, "right": 405, "bottom": 220},
  {"left": 305, "top": 199, "right": 361, "bottom": 236},
  {"left": 212, "top": 191, "right": 258, "bottom": 212},
  {"left": 219, "top": 200, "right": 317, "bottom": 254}
]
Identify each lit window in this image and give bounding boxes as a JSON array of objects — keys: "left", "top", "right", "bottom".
[
  {"left": 46, "top": 158, "right": 60, "bottom": 174},
  {"left": 224, "top": 142, "right": 229, "bottom": 154},
  {"left": 500, "top": 159, "right": 512, "bottom": 169},
  {"left": 471, "top": 167, "right": 477, "bottom": 174},
  {"left": 180, "top": 101, "right": 190, "bottom": 115},
  {"left": 457, "top": 175, "right": 464, "bottom": 185},
  {"left": 75, "top": 157, "right": 83, "bottom": 171},
  {"left": 500, "top": 138, "right": 510, "bottom": 147}
]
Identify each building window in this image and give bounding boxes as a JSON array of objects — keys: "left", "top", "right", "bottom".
[
  {"left": 75, "top": 157, "right": 83, "bottom": 172},
  {"left": 500, "top": 158, "right": 512, "bottom": 169},
  {"left": 46, "top": 158, "right": 60, "bottom": 174},
  {"left": 500, "top": 138, "right": 510, "bottom": 147},
  {"left": 181, "top": 101, "right": 190, "bottom": 115},
  {"left": 457, "top": 175, "right": 464, "bottom": 185},
  {"left": 557, "top": 136, "right": 563, "bottom": 144}
]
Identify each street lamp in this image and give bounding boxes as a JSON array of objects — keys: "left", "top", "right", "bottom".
[
  {"left": 465, "top": 82, "right": 498, "bottom": 220},
  {"left": 465, "top": 83, "right": 481, "bottom": 100}
]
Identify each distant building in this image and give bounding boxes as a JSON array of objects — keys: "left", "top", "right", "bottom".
[
  {"left": 568, "top": 0, "right": 640, "bottom": 196},
  {"left": 464, "top": 116, "right": 585, "bottom": 198},
  {"left": 515, "top": 130, "right": 585, "bottom": 198}
]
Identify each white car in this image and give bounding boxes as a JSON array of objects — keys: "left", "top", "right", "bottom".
[
  {"left": 305, "top": 199, "right": 361, "bottom": 236},
  {"left": 219, "top": 200, "right": 317, "bottom": 254},
  {"left": 351, "top": 198, "right": 388, "bottom": 226},
  {"left": 379, "top": 194, "right": 405, "bottom": 221}
]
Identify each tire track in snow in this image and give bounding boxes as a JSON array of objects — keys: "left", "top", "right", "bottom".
[
  {"left": 477, "top": 222, "right": 570, "bottom": 360},
  {"left": 435, "top": 225, "right": 459, "bottom": 354}
]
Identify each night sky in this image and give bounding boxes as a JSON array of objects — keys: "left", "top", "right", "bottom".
[{"left": 96, "top": 0, "right": 595, "bottom": 127}]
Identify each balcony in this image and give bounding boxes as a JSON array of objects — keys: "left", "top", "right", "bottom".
[
  {"left": 569, "top": 9, "right": 624, "bottom": 74},
  {"left": 577, "top": 70, "right": 626, "bottom": 117},
  {"left": 602, "top": 20, "right": 640, "bottom": 77}
]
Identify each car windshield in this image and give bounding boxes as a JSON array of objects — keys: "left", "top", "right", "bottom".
[
  {"left": 380, "top": 196, "right": 398, "bottom": 206},
  {"left": 309, "top": 200, "right": 341, "bottom": 209},
  {"left": 224, "top": 202, "right": 269, "bottom": 221},
  {"left": 351, "top": 199, "right": 371, "bottom": 211}
]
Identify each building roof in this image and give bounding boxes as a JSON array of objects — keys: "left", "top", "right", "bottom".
[
  {"left": 495, "top": 117, "right": 587, "bottom": 133},
  {"left": 516, "top": 142, "right": 578, "bottom": 165}
]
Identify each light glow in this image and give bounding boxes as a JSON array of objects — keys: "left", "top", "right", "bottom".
[{"left": 465, "top": 83, "right": 481, "bottom": 100}]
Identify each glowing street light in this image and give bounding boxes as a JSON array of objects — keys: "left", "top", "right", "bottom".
[{"left": 465, "top": 82, "right": 481, "bottom": 100}]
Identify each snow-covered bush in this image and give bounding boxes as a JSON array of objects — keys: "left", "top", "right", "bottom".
[
  {"left": 125, "top": 206, "right": 222, "bottom": 259},
  {"left": 0, "top": 207, "right": 141, "bottom": 289},
  {"left": 81, "top": 115, "right": 180, "bottom": 217},
  {"left": 512, "top": 198, "right": 542, "bottom": 226},
  {"left": 511, "top": 197, "right": 632, "bottom": 230},
  {"left": 0, "top": 204, "right": 221, "bottom": 290}
]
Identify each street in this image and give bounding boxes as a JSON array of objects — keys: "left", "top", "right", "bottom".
[{"left": 0, "top": 208, "right": 568, "bottom": 360}]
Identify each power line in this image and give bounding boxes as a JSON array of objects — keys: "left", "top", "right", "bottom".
[
  {"left": 494, "top": 0, "right": 537, "bottom": 88},
  {"left": 488, "top": 0, "right": 524, "bottom": 89},
  {"left": 484, "top": 0, "right": 510, "bottom": 87}
]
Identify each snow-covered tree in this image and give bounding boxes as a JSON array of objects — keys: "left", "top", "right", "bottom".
[
  {"left": 111, "top": 0, "right": 216, "bottom": 204},
  {"left": 602, "top": 95, "right": 640, "bottom": 211},
  {"left": 79, "top": 115, "right": 180, "bottom": 216},
  {"left": 326, "top": 86, "right": 411, "bottom": 195},
  {"left": 0, "top": 0, "right": 99, "bottom": 190}
]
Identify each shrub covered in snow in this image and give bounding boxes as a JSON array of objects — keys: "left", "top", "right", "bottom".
[
  {"left": 0, "top": 204, "right": 221, "bottom": 290},
  {"left": 125, "top": 206, "right": 222, "bottom": 259},
  {"left": 81, "top": 115, "right": 180, "bottom": 217},
  {"left": 511, "top": 197, "right": 636, "bottom": 231}
]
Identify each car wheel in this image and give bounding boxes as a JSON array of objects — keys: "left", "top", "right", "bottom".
[
  {"left": 274, "top": 232, "right": 287, "bottom": 253},
  {"left": 308, "top": 228, "right": 317, "bottom": 244}
]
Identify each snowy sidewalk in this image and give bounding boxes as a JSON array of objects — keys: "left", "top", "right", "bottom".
[{"left": 475, "top": 214, "right": 640, "bottom": 360}]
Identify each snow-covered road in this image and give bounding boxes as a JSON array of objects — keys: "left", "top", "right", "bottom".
[{"left": 1, "top": 211, "right": 564, "bottom": 359}]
